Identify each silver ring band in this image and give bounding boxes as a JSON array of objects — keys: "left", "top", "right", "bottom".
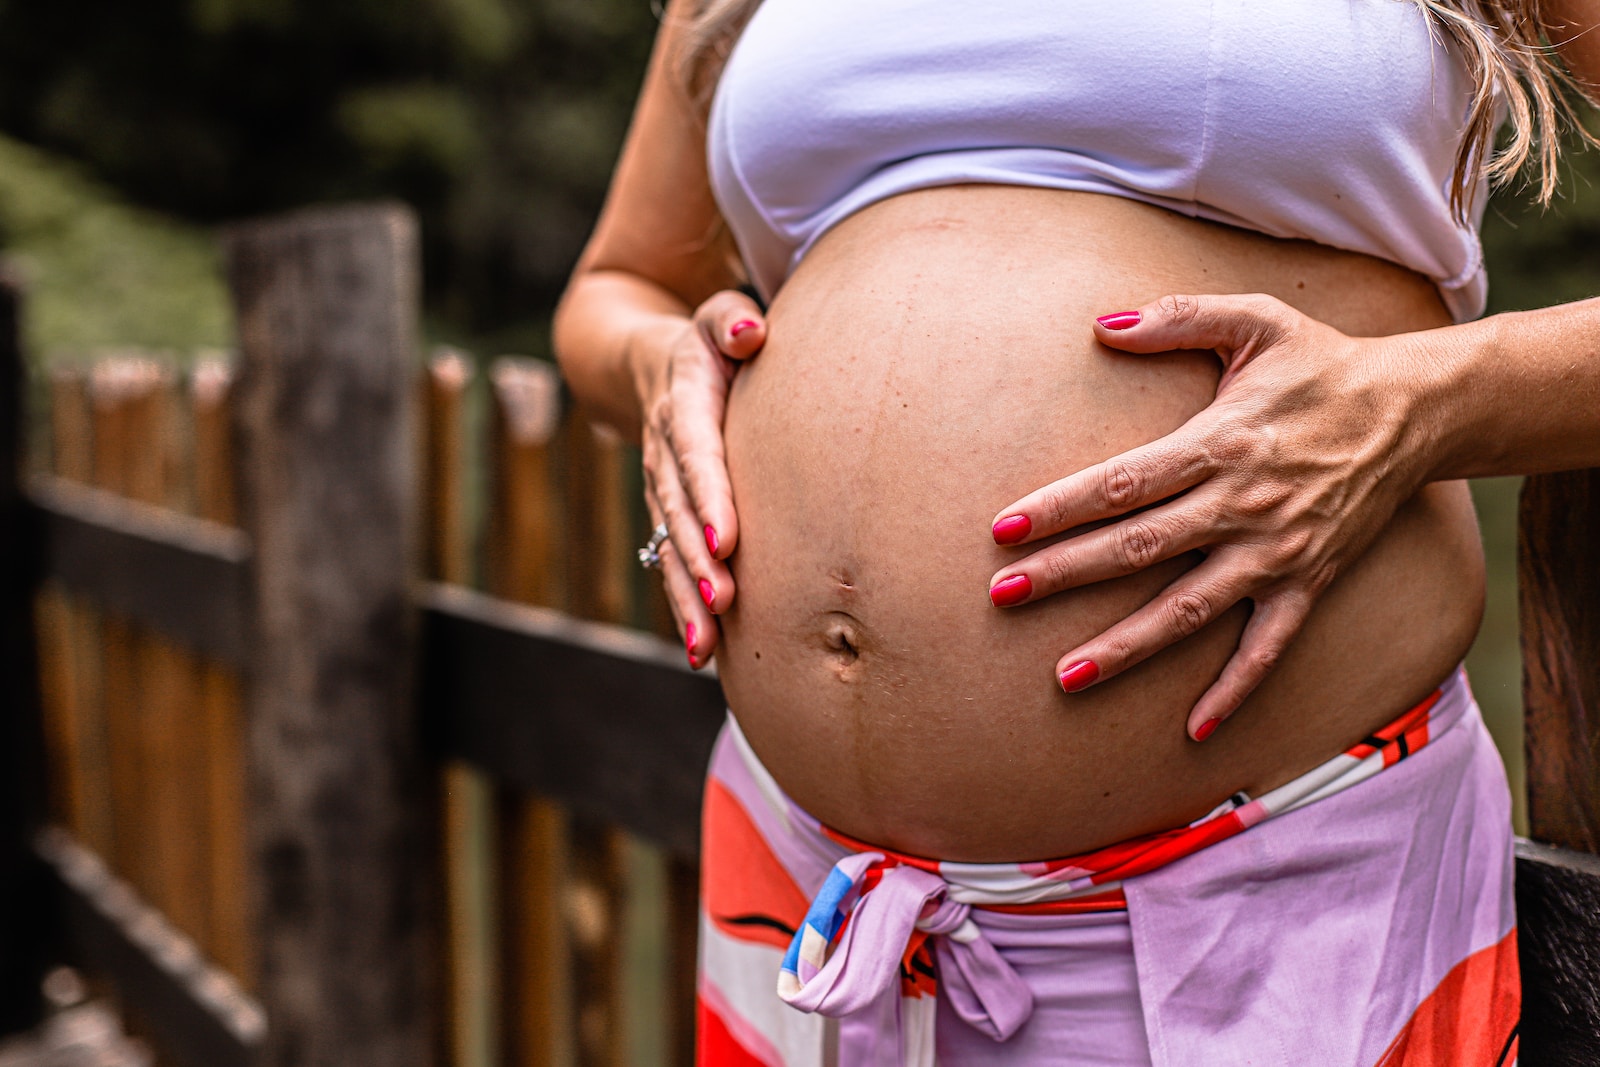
[{"left": 638, "top": 523, "right": 670, "bottom": 570}]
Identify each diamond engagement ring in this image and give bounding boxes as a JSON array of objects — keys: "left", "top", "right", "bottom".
[{"left": 638, "top": 523, "right": 671, "bottom": 570}]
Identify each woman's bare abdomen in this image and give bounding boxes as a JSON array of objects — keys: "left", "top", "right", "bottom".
[{"left": 717, "top": 186, "right": 1483, "bottom": 862}]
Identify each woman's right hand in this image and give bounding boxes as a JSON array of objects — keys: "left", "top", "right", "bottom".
[{"left": 634, "top": 289, "right": 766, "bottom": 668}]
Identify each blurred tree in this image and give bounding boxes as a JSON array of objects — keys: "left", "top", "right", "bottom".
[
  {"left": 0, "top": 135, "right": 231, "bottom": 352},
  {"left": 0, "top": 0, "right": 655, "bottom": 352}
]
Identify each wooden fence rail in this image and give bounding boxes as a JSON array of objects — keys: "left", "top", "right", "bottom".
[
  {"left": 3, "top": 203, "right": 1600, "bottom": 1066},
  {"left": 25, "top": 489, "right": 727, "bottom": 849}
]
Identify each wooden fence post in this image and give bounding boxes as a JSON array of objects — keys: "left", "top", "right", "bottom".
[
  {"left": 0, "top": 264, "right": 54, "bottom": 1035},
  {"left": 1519, "top": 471, "right": 1600, "bottom": 851},
  {"left": 226, "top": 204, "right": 437, "bottom": 1067},
  {"left": 1519, "top": 471, "right": 1600, "bottom": 1063}
]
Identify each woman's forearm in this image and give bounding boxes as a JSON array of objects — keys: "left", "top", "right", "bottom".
[
  {"left": 1419, "top": 295, "right": 1600, "bottom": 480},
  {"left": 552, "top": 268, "right": 693, "bottom": 441}
]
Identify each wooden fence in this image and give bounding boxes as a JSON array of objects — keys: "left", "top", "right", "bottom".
[{"left": 0, "top": 202, "right": 1598, "bottom": 1065}]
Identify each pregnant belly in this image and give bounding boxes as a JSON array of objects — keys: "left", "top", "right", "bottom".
[{"left": 717, "top": 186, "right": 1484, "bottom": 862}]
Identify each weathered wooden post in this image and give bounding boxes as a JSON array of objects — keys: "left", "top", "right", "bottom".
[
  {"left": 1521, "top": 470, "right": 1600, "bottom": 850},
  {"left": 1517, "top": 469, "right": 1600, "bottom": 1062},
  {"left": 226, "top": 204, "right": 438, "bottom": 1067},
  {"left": 0, "top": 264, "right": 54, "bottom": 1035}
]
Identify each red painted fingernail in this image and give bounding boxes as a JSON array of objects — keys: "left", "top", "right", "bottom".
[
  {"left": 1194, "top": 717, "right": 1222, "bottom": 742},
  {"left": 698, "top": 578, "right": 716, "bottom": 609},
  {"left": 704, "top": 525, "right": 720, "bottom": 555},
  {"left": 685, "top": 622, "right": 698, "bottom": 667},
  {"left": 1096, "top": 311, "right": 1142, "bottom": 330},
  {"left": 989, "top": 574, "right": 1032, "bottom": 607},
  {"left": 730, "top": 319, "right": 757, "bottom": 338},
  {"left": 1059, "top": 660, "right": 1100, "bottom": 692},
  {"left": 992, "top": 514, "right": 1031, "bottom": 544}
]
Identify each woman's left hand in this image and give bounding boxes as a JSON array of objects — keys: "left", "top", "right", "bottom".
[{"left": 988, "top": 294, "right": 1448, "bottom": 740}]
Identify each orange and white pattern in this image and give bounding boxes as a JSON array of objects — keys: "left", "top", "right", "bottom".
[{"left": 699, "top": 668, "right": 1518, "bottom": 1066}]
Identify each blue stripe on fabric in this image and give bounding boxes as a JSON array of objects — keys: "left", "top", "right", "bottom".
[{"left": 780, "top": 864, "right": 858, "bottom": 975}]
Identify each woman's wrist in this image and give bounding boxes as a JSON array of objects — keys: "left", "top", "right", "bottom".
[
  {"left": 554, "top": 268, "right": 702, "bottom": 439},
  {"left": 1403, "top": 297, "right": 1600, "bottom": 482},
  {"left": 1390, "top": 316, "right": 1498, "bottom": 487},
  {"left": 624, "top": 311, "right": 693, "bottom": 410}
]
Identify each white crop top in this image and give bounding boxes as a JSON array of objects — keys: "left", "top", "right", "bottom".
[{"left": 707, "top": 0, "right": 1491, "bottom": 321}]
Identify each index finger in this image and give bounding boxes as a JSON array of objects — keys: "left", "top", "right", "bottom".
[
  {"left": 991, "top": 427, "right": 1215, "bottom": 544},
  {"left": 667, "top": 349, "right": 742, "bottom": 563},
  {"left": 681, "top": 292, "right": 766, "bottom": 559}
]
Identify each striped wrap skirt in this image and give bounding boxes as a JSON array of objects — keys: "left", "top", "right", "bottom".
[{"left": 696, "top": 668, "right": 1519, "bottom": 1066}]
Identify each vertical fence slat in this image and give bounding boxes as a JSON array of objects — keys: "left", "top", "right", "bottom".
[
  {"left": 486, "top": 357, "right": 573, "bottom": 1067},
  {"left": 49, "top": 366, "right": 92, "bottom": 483},
  {"left": 40, "top": 368, "right": 113, "bottom": 861},
  {"left": 500, "top": 800, "right": 571, "bottom": 1067},
  {"left": 616, "top": 425, "right": 701, "bottom": 1066},
  {"left": 132, "top": 363, "right": 215, "bottom": 953},
  {"left": 191, "top": 356, "right": 255, "bottom": 985},
  {"left": 667, "top": 858, "right": 699, "bottom": 1067},
  {"left": 192, "top": 356, "right": 240, "bottom": 525},
  {"left": 426, "top": 348, "right": 473, "bottom": 587},
  {"left": 486, "top": 359, "right": 563, "bottom": 606},
  {"left": 563, "top": 415, "right": 631, "bottom": 1067},
  {"left": 562, "top": 416, "right": 629, "bottom": 625},
  {"left": 227, "top": 203, "right": 437, "bottom": 1067},
  {"left": 427, "top": 349, "right": 499, "bottom": 1067},
  {"left": 627, "top": 436, "right": 700, "bottom": 1067},
  {"left": 1520, "top": 471, "right": 1600, "bottom": 851},
  {"left": 36, "top": 368, "right": 88, "bottom": 842},
  {"left": 0, "top": 264, "right": 53, "bottom": 1035},
  {"left": 89, "top": 361, "right": 152, "bottom": 903},
  {"left": 89, "top": 358, "right": 209, "bottom": 943}
]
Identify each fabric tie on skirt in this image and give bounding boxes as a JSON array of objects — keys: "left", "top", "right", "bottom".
[
  {"left": 702, "top": 671, "right": 1519, "bottom": 1066},
  {"left": 777, "top": 851, "right": 1033, "bottom": 1065}
]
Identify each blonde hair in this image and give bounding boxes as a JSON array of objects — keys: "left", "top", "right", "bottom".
[
  {"left": 675, "top": 0, "right": 1597, "bottom": 219},
  {"left": 1413, "top": 0, "right": 1597, "bottom": 216},
  {"left": 674, "top": 0, "right": 762, "bottom": 101}
]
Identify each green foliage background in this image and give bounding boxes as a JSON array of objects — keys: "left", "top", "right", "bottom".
[
  {"left": 0, "top": 0, "right": 658, "bottom": 355},
  {"left": 0, "top": 0, "right": 1597, "bottom": 831},
  {"left": 1, "top": 0, "right": 1595, "bottom": 353}
]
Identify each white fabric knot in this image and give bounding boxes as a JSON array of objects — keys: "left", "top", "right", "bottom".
[{"left": 779, "top": 853, "right": 1034, "bottom": 1065}]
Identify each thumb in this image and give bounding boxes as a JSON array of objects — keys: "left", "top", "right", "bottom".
[
  {"left": 1092, "top": 294, "right": 1290, "bottom": 363},
  {"left": 695, "top": 289, "right": 768, "bottom": 362}
]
